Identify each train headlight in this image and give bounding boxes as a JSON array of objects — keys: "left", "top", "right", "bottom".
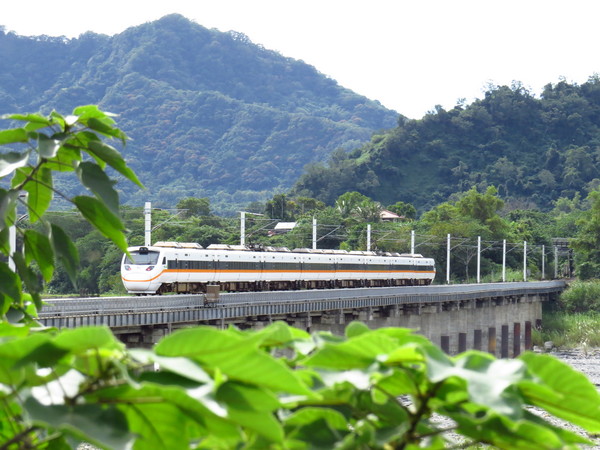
[
  {"left": 146, "top": 266, "right": 155, "bottom": 271},
  {"left": 124, "top": 265, "right": 131, "bottom": 271}
]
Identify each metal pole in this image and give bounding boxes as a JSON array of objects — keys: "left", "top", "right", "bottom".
[
  {"left": 554, "top": 246, "right": 558, "bottom": 278},
  {"left": 367, "top": 224, "right": 371, "bottom": 251},
  {"left": 523, "top": 241, "right": 527, "bottom": 282},
  {"left": 312, "top": 217, "right": 317, "bottom": 250},
  {"left": 144, "top": 202, "right": 151, "bottom": 247},
  {"left": 8, "top": 223, "right": 16, "bottom": 272},
  {"left": 446, "top": 233, "right": 451, "bottom": 284},
  {"left": 240, "top": 211, "right": 246, "bottom": 246},
  {"left": 411, "top": 230, "right": 415, "bottom": 254},
  {"left": 477, "top": 236, "right": 481, "bottom": 283},
  {"left": 541, "top": 245, "right": 545, "bottom": 280},
  {"left": 502, "top": 239, "right": 506, "bottom": 282},
  {"left": 9, "top": 192, "right": 28, "bottom": 271}
]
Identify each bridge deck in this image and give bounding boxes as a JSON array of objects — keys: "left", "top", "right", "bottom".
[{"left": 38, "top": 281, "right": 565, "bottom": 329}]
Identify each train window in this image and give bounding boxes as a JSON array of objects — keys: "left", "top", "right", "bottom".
[{"left": 124, "top": 251, "right": 160, "bottom": 265}]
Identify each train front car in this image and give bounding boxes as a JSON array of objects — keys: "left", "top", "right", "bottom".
[
  {"left": 410, "top": 254, "right": 436, "bottom": 285},
  {"left": 121, "top": 246, "right": 165, "bottom": 294}
]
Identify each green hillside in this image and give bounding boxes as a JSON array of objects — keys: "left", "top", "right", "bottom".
[
  {"left": 293, "top": 80, "right": 600, "bottom": 212},
  {"left": 0, "top": 14, "right": 399, "bottom": 213}
]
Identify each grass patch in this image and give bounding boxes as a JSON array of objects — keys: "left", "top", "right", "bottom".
[{"left": 536, "top": 311, "right": 600, "bottom": 349}]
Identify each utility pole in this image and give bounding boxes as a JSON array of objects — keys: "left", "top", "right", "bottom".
[
  {"left": 144, "top": 202, "right": 152, "bottom": 246},
  {"left": 312, "top": 217, "right": 317, "bottom": 250},
  {"left": 476, "top": 236, "right": 481, "bottom": 283},
  {"left": 502, "top": 239, "right": 506, "bottom": 282},
  {"left": 9, "top": 192, "right": 28, "bottom": 271},
  {"left": 541, "top": 245, "right": 545, "bottom": 280},
  {"left": 523, "top": 241, "right": 527, "bottom": 282},
  {"left": 446, "top": 234, "right": 451, "bottom": 284}
]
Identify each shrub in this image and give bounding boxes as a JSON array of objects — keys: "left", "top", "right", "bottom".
[{"left": 559, "top": 280, "right": 600, "bottom": 313}]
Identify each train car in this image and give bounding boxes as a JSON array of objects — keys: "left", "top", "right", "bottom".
[{"left": 121, "top": 242, "right": 436, "bottom": 295}]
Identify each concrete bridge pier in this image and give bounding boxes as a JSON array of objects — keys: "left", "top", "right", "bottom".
[{"left": 306, "top": 292, "right": 544, "bottom": 357}]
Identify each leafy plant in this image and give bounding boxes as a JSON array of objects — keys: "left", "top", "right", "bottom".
[
  {"left": 0, "top": 106, "right": 142, "bottom": 318},
  {"left": 2, "top": 321, "right": 600, "bottom": 448},
  {"left": 559, "top": 280, "right": 600, "bottom": 313}
]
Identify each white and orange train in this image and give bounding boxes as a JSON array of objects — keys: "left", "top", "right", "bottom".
[{"left": 121, "top": 242, "right": 436, "bottom": 294}]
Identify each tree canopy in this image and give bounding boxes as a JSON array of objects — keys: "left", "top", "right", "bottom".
[
  {"left": 293, "top": 78, "right": 600, "bottom": 214},
  {"left": 0, "top": 16, "right": 398, "bottom": 214}
]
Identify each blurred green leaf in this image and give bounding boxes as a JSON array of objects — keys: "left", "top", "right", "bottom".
[
  {"left": 0, "top": 262, "right": 22, "bottom": 307},
  {"left": 73, "top": 195, "right": 128, "bottom": 252},
  {"left": 0, "top": 333, "right": 50, "bottom": 383},
  {"left": 53, "top": 326, "right": 123, "bottom": 353},
  {"left": 345, "top": 321, "right": 370, "bottom": 337},
  {"left": 12, "top": 166, "right": 53, "bottom": 223},
  {"left": 76, "top": 162, "right": 119, "bottom": 213},
  {"left": 87, "top": 141, "right": 143, "bottom": 188},
  {"left": 50, "top": 224, "right": 79, "bottom": 287},
  {"left": 217, "top": 382, "right": 284, "bottom": 442},
  {"left": 73, "top": 105, "right": 117, "bottom": 123},
  {"left": 427, "top": 349, "right": 526, "bottom": 418},
  {"left": 156, "top": 327, "right": 315, "bottom": 396},
  {"left": 45, "top": 145, "right": 81, "bottom": 172},
  {"left": 285, "top": 407, "right": 349, "bottom": 430},
  {"left": 0, "top": 128, "right": 28, "bottom": 145},
  {"left": 98, "top": 383, "right": 240, "bottom": 446},
  {"left": 2, "top": 113, "right": 52, "bottom": 125},
  {"left": 88, "top": 117, "right": 127, "bottom": 141},
  {"left": 23, "top": 229, "right": 54, "bottom": 282},
  {"left": 16, "top": 341, "right": 69, "bottom": 368},
  {"left": 24, "top": 398, "right": 133, "bottom": 449},
  {"left": 129, "top": 349, "right": 212, "bottom": 384},
  {"left": 0, "top": 152, "right": 29, "bottom": 178},
  {"left": 117, "top": 394, "right": 202, "bottom": 449},
  {"left": 302, "top": 331, "right": 400, "bottom": 369},
  {"left": 252, "top": 320, "right": 311, "bottom": 349},
  {"left": 11, "top": 251, "right": 42, "bottom": 311},
  {"left": 519, "top": 352, "right": 600, "bottom": 432},
  {"left": 37, "top": 133, "right": 60, "bottom": 159}
]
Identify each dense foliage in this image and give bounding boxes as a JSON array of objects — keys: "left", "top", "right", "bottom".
[
  {"left": 0, "top": 15, "right": 398, "bottom": 214},
  {"left": 293, "top": 80, "right": 600, "bottom": 213},
  {"left": 43, "top": 183, "right": 591, "bottom": 295},
  {"left": 6, "top": 320, "right": 600, "bottom": 449}
]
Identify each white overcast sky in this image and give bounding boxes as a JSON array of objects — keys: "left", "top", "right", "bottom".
[{"left": 2, "top": 0, "right": 599, "bottom": 119}]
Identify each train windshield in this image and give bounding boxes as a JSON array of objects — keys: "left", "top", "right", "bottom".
[{"left": 124, "top": 250, "right": 160, "bottom": 265}]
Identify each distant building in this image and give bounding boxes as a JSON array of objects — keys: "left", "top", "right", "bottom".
[
  {"left": 380, "top": 209, "right": 403, "bottom": 222},
  {"left": 268, "top": 222, "right": 297, "bottom": 236}
]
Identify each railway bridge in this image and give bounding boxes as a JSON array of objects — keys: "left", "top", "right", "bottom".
[{"left": 39, "top": 281, "right": 565, "bottom": 356}]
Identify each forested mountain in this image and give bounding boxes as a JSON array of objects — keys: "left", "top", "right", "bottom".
[
  {"left": 292, "top": 80, "right": 600, "bottom": 212},
  {"left": 0, "top": 14, "right": 399, "bottom": 213}
]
